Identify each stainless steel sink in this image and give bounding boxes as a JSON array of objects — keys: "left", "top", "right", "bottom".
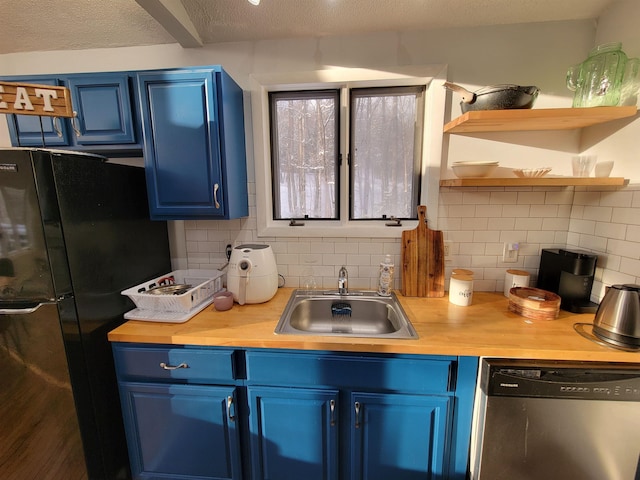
[{"left": 274, "top": 289, "right": 418, "bottom": 339}]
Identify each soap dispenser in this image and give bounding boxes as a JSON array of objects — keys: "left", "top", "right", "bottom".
[{"left": 378, "top": 255, "right": 395, "bottom": 296}]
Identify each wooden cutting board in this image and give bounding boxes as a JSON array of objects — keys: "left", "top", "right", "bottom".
[{"left": 401, "top": 206, "right": 445, "bottom": 297}]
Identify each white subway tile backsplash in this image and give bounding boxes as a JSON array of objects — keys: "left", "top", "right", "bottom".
[
  {"left": 541, "top": 217, "right": 570, "bottom": 231},
  {"left": 577, "top": 234, "right": 608, "bottom": 252},
  {"left": 462, "top": 191, "right": 491, "bottom": 204},
  {"left": 473, "top": 230, "right": 501, "bottom": 243},
  {"left": 461, "top": 217, "right": 489, "bottom": 230},
  {"left": 627, "top": 225, "right": 640, "bottom": 242},
  {"left": 545, "top": 191, "right": 574, "bottom": 205},
  {"left": 489, "top": 191, "right": 518, "bottom": 204},
  {"left": 619, "top": 257, "right": 640, "bottom": 278},
  {"left": 526, "top": 230, "right": 557, "bottom": 244},
  {"left": 568, "top": 218, "right": 596, "bottom": 235},
  {"left": 594, "top": 222, "right": 626, "bottom": 240},
  {"left": 607, "top": 239, "right": 640, "bottom": 259},
  {"left": 612, "top": 207, "right": 640, "bottom": 226},
  {"left": 502, "top": 204, "right": 531, "bottom": 217},
  {"left": 358, "top": 242, "right": 384, "bottom": 255},
  {"left": 529, "top": 204, "right": 559, "bottom": 218},
  {"left": 600, "top": 191, "right": 633, "bottom": 208},
  {"left": 476, "top": 205, "right": 504, "bottom": 217},
  {"left": 573, "top": 191, "right": 601, "bottom": 206},
  {"left": 515, "top": 217, "right": 543, "bottom": 231},
  {"left": 582, "top": 206, "right": 613, "bottom": 222},
  {"left": 186, "top": 229, "right": 208, "bottom": 241},
  {"left": 517, "top": 192, "right": 545, "bottom": 204},
  {"left": 184, "top": 184, "right": 640, "bottom": 294}
]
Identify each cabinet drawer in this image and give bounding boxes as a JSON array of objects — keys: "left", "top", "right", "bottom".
[
  {"left": 113, "top": 344, "right": 236, "bottom": 383},
  {"left": 246, "top": 350, "right": 454, "bottom": 393}
]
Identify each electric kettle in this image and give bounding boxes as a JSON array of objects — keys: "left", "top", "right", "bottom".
[
  {"left": 227, "top": 244, "right": 278, "bottom": 305},
  {"left": 593, "top": 284, "right": 640, "bottom": 348}
]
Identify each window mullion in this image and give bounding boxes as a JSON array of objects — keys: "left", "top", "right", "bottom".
[{"left": 340, "top": 85, "right": 350, "bottom": 226}]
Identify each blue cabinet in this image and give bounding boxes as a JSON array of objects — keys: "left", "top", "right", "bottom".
[
  {"left": 349, "top": 392, "right": 450, "bottom": 480},
  {"left": 112, "top": 344, "right": 478, "bottom": 480},
  {"left": 112, "top": 345, "right": 243, "bottom": 480},
  {"left": 248, "top": 386, "right": 339, "bottom": 480},
  {"left": 245, "top": 350, "right": 478, "bottom": 480},
  {"left": 2, "top": 73, "right": 141, "bottom": 153},
  {"left": 118, "top": 382, "right": 241, "bottom": 480},
  {"left": 136, "top": 67, "right": 248, "bottom": 220}
]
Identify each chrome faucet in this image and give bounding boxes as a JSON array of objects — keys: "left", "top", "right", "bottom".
[{"left": 338, "top": 266, "right": 348, "bottom": 294}]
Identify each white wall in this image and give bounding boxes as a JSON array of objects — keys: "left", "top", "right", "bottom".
[{"left": 1, "top": 6, "right": 639, "bottom": 296}]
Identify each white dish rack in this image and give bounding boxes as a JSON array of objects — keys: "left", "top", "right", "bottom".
[{"left": 121, "top": 269, "right": 224, "bottom": 322}]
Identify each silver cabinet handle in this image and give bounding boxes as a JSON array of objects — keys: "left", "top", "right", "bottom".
[
  {"left": 213, "top": 183, "right": 220, "bottom": 209},
  {"left": 53, "top": 117, "right": 63, "bottom": 137},
  {"left": 330, "top": 399, "right": 336, "bottom": 427},
  {"left": 71, "top": 111, "right": 81, "bottom": 137},
  {"left": 354, "top": 401, "right": 361, "bottom": 429},
  {"left": 159, "top": 362, "right": 188, "bottom": 370},
  {"left": 227, "top": 395, "right": 236, "bottom": 422}
]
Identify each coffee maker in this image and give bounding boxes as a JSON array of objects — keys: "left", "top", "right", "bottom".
[{"left": 536, "top": 248, "right": 599, "bottom": 313}]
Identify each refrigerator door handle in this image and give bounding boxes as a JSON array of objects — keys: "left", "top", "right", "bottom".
[{"left": 0, "top": 302, "right": 49, "bottom": 315}]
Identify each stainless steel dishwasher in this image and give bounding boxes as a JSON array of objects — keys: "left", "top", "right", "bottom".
[{"left": 470, "top": 358, "right": 640, "bottom": 480}]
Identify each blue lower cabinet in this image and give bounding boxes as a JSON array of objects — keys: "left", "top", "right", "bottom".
[
  {"left": 350, "top": 392, "right": 451, "bottom": 480},
  {"left": 112, "top": 344, "right": 478, "bottom": 480},
  {"left": 118, "top": 382, "right": 242, "bottom": 480},
  {"left": 248, "top": 386, "right": 339, "bottom": 480}
]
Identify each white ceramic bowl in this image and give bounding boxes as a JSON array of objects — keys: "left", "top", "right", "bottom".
[{"left": 451, "top": 161, "right": 498, "bottom": 178}]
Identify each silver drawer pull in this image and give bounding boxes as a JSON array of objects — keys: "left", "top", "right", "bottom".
[
  {"left": 159, "top": 362, "right": 189, "bottom": 370},
  {"left": 354, "top": 401, "right": 361, "bottom": 429},
  {"left": 227, "top": 395, "right": 236, "bottom": 422},
  {"left": 213, "top": 183, "right": 220, "bottom": 209},
  {"left": 330, "top": 399, "right": 336, "bottom": 427}
]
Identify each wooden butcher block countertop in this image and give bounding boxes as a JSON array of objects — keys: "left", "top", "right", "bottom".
[{"left": 108, "top": 288, "right": 640, "bottom": 363}]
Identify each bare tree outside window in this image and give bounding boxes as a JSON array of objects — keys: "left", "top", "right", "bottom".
[
  {"left": 270, "top": 90, "right": 339, "bottom": 219},
  {"left": 350, "top": 87, "right": 423, "bottom": 219}
]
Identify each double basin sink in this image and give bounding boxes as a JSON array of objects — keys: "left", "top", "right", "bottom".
[{"left": 274, "top": 289, "right": 418, "bottom": 339}]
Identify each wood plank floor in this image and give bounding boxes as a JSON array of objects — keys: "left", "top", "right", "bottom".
[{"left": 0, "top": 326, "right": 88, "bottom": 479}]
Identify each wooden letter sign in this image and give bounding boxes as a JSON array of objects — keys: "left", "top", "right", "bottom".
[{"left": 0, "top": 81, "right": 74, "bottom": 118}]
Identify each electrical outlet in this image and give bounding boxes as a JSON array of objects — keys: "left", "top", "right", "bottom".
[
  {"left": 503, "top": 242, "right": 519, "bottom": 263},
  {"left": 444, "top": 242, "right": 451, "bottom": 257}
]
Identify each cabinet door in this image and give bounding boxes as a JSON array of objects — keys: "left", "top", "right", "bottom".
[
  {"left": 248, "top": 386, "right": 339, "bottom": 480},
  {"left": 350, "top": 392, "right": 451, "bottom": 480},
  {"left": 119, "top": 382, "right": 242, "bottom": 480},
  {"left": 4, "top": 77, "right": 71, "bottom": 147},
  {"left": 66, "top": 73, "right": 137, "bottom": 145},
  {"left": 137, "top": 69, "right": 225, "bottom": 218}
]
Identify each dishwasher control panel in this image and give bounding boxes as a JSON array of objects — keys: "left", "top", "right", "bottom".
[{"left": 480, "top": 359, "right": 640, "bottom": 401}]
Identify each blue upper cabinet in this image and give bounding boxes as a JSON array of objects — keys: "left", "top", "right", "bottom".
[
  {"left": 66, "top": 74, "right": 138, "bottom": 145},
  {"left": 3, "top": 77, "right": 71, "bottom": 147},
  {"left": 2, "top": 72, "right": 141, "bottom": 154},
  {"left": 136, "top": 67, "right": 248, "bottom": 220}
]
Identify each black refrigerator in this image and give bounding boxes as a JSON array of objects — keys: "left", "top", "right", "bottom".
[{"left": 0, "top": 148, "right": 171, "bottom": 479}]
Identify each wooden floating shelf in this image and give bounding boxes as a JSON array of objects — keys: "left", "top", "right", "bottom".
[
  {"left": 443, "top": 106, "right": 638, "bottom": 133},
  {"left": 440, "top": 177, "right": 628, "bottom": 187}
]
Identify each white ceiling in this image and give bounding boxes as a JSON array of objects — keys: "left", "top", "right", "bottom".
[{"left": 1, "top": 0, "right": 617, "bottom": 55}]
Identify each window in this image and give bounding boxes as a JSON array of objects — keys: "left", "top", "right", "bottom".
[
  {"left": 251, "top": 66, "right": 447, "bottom": 238},
  {"left": 269, "top": 86, "right": 424, "bottom": 221},
  {"left": 270, "top": 90, "right": 339, "bottom": 220},
  {"left": 350, "top": 86, "right": 423, "bottom": 219}
]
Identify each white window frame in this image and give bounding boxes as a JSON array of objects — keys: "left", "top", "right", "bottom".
[{"left": 249, "top": 65, "right": 448, "bottom": 238}]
